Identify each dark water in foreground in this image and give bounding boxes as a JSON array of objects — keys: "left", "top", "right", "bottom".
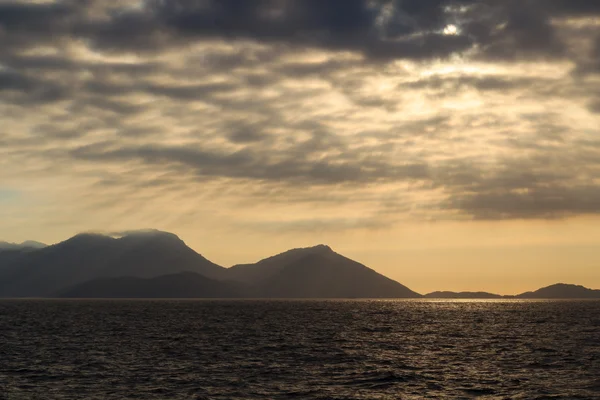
[{"left": 1, "top": 300, "right": 600, "bottom": 399}]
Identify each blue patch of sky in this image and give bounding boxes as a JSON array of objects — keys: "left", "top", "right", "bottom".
[{"left": 0, "top": 188, "right": 19, "bottom": 203}]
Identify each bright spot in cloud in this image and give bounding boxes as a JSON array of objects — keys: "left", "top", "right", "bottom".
[{"left": 443, "top": 24, "right": 458, "bottom": 35}]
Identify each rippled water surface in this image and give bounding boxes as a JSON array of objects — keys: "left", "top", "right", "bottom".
[{"left": 1, "top": 300, "right": 600, "bottom": 399}]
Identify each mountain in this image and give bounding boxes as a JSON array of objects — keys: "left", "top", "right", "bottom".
[
  {"left": 20, "top": 240, "right": 47, "bottom": 249},
  {"left": 0, "top": 249, "right": 33, "bottom": 274},
  {"left": 59, "top": 272, "right": 246, "bottom": 298},
  {"left": 517, "top": 284, "right": 600, "bottom": 299},
  {"left": 232, "top": 245, "right": 421, "bottom": 298},
  {"left": 425, "top": 285, "right": 600, "bottom": 299},
  {"left": 424, "top": 291, "right": 503, "bottom": 299},
  {"left": 0, "top": 240, "right": 46, "bottom": 251},
  {"left": 12, "top": 230, "right": 598, "bottom": 300},
  {"left": 0, "top": 233, "right": 421, "bottom": 298},
  {"left": 0, "top": 230, "right": 227, "bottom": 297},
  {"left": 55, "top": 243, "right": 421, "bottom": 299},
  {"left": 228, "top": 244, "right": 334, "bottom": 284}
]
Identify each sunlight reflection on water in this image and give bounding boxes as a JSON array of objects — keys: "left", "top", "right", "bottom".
[{"left": 1, "top": 299, "right": 599, "bottom": 399}]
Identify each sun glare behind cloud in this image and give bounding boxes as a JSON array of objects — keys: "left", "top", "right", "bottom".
[{"left": 443, "top": 24, "right": 458, "bottom": 35}]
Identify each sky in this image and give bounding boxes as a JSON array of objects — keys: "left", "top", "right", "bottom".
[{"left": 1, "top": 0, "right": 600, "bottom": 295}]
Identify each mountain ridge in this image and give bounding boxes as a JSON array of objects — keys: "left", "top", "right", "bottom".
[
  {"left": 2, "top": 231, "right": 599, "bottom": 299},
  {"left": 0, "top": 240, "right": 47, "bottom": 250},
  {"left": 247, "top": 248, "right": 421, "bottom": 298},
  {"left": 0, "top": 231, "right": 421, "bottom": 298},
  {"left": 0, "top": 230, "right": 228, "bottom": 297},
  {"left": 228, "top": 244, "right": 336, "bottom": 284}
]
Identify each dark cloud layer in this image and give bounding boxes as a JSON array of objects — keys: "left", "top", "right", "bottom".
[
  {"left": 70, "top": 140, "right": 429, "bottom": 185},
  {"left": 1, "top": 0, "right": 600, "bottom": 226},
  {"left": 438, "top": 161, "right": 600, "bottom": 219},
  {"left": 448, "top": 185, "right": 600, "bottom": 220},
  {"left": 0, "top": 0, "right": 598, "bottom": 62}
]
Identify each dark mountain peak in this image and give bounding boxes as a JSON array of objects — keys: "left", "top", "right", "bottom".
[
  {"left": 267, "top": 244, "right": 334, "bottom": 260},
  {"left": 0, "top": 240, "right": 47, "bottom": 250},
  {"left": 310, "top": 244, "right": 333, "bottom": 252},
  {"left": 231, "top": 244, "right": 334, "bottom": 271},
  {"left": 44, "top": 231, "right": 188, "bottom": 259},
  {"left": 0, "top": 229, "right": 228, "bottom": 297},
  {"left": 256, "top": 249, "right": 421, "bottom": 299},
  {"left": 61, "top": 230, "right": 188, "bottom": 251},
  {"left": 115, "top": 229, "right": 184, "bottom": 246},
  {"left": 285, "top": 243, "right": 333, "bottom": 253},
  {"left": 65, "top": 230, "right": 183, "bottom": 245},
  {"left": 282, "top": 244, "right": 336, "bottom": 262},
  {"left": 20, "top": 240, "right": 47, "bottom": 249},
  {"left": 64, "top": 232, "right": 115, "bottom": 245},
  {"left": 226, "top": 243, "right": 420, "bottom": 298},
  {"left": 114, "top": 229, "right": 181, "bottom": 241},
  {"left": 226, "top": 244, "right": 337, "bottom": 284}
]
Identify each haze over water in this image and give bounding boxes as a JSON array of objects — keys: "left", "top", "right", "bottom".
[{"left": 2, "top": 299, "right": 599, "bottom": 399}]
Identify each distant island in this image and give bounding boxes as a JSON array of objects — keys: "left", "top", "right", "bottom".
[
  {"left": 1, "top": 230, "right": 599, "bottom": 299},
  {"left": 515, "top": 284, "right": 600, "bottom": 299},
  {"left": 424, "top": 284, "right": 600, "bottom": 299}
]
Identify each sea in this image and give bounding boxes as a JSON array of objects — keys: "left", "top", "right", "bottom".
[{"left": 1, "top": 300, "right": 599, "bottom": 399}]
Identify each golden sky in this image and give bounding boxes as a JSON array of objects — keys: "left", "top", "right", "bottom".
[{"left": 1, "top": 0, "right": 600, "bottom": 294}]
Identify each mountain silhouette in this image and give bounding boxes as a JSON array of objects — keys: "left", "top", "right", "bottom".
[
  {"left": 58, "top": 244, "right": 420, "bottom": 298},
  {"left": 424, "top": 291, "right": 503, "bottom": 299},
  {"left": 0, "top": 240, "right": 46, "bottom": 250},
  {"left": 516, "top": 284, "right": 600, "bottom": 299},
  {"left": 424, "top": 284, "right": 600, "bottom": 299},
  {"left": 232, "top": 245, "right": 421, "bottom": 298},
  {"left": 0, "top": 249, "right": 34, "bottom": 274},
  {"left": 58, "top": 272, "right": 246, "bottom": 298},
  {"left": 0, "top": 230, "right": 227, "bottom": 297},
  {"left": 228, "top": 244, "right": 333, "bottom": 284},
  {"left": 3, "top": 230, "right": 600, "bottom": 299}
]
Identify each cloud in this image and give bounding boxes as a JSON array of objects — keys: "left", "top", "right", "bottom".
[
  {"left": 435, "top": 146, "right": 600, "bottom": 219},
  {"left": 70, "top": 140, "right": 430, "bottom": 185},
  {"left": 0, "top": 0, "right": 599, "bottom": 233},
  {"left": 227, "top": 128, "right": 269, "bottom": 144},
  {"left": 546, "top": 1, "right": 600, "bottom": 16},
  {"left": 0, "top": 68, "right": 69, "bottom": 104},
  {"left": 445, "top": 184, "right": 600, "bottom": 220},
  {"left": 66, "top": 1, "right": 600, "bottom": 61},
  {"left": 244, "top": 215, "right": 395, "bottom": 233},
  {"left": 404, "top": 75, "right": 559, "bottom": 92},
  {"left": 0, "top": 0, "right": 584, "bottom": 63}
]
